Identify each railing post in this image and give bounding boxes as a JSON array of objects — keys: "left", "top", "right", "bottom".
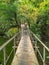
[
  {"left": 43, "top": 47, "right": 46, "bottom": 65},
  {"left": 14, "top": 37, "right": 16, "bottom": 54},
  {"left": 35, "top": 40, "right": 37, "bottom": 55},
  {"left": 3, "top": 47, "right": 6, "bottom": 65}
]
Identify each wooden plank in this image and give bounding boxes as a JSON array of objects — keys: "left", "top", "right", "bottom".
[{"left": 11, "top": 34, "right": 39, "bottom": 65}]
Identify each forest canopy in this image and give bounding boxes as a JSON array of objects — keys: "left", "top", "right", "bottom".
[{"left": 0, "top": 0, "right": 49, "bottom": 42}]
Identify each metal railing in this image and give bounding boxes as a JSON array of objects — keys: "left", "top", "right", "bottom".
[
  {"left": 0, "top": 32, "right": 20, "bottom": 65},
  {"left": 30, "top": 30, "right": 49, "bottom": 65},
  {"left": 0, "top": 29, "right": 49, "bottom": 65}
]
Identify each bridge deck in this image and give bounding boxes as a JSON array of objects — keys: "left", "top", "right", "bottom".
[{"left": 11, "top": 34, "right": 39, "bottom": 65}]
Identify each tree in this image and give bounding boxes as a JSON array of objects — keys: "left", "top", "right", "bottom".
[
  {"left": 0, "top": 0, "right": 19, "bottom": 36},
  {"left": 36, "top": 1, "right": 49, "bottom": 41}
]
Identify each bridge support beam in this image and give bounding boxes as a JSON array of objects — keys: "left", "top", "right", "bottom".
[
  {"left": 3, "top": 47, "right": 6, "bottom": 65},
  {"left": 43, "top": 47, "right": 46, "bottom": 65},
  {"left": 35, "top": 41, "right": 38, "bottom": 55},
  {"left": 13, "top": 38, "right": 16, "bottom": 54}
]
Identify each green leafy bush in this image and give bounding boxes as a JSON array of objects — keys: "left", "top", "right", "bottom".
[{"left": 6, "top": 28, "right": 18, "bottom": 37}]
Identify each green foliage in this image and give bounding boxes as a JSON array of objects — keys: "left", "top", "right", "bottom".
[
  {"left": 0, "top": 0, "right": 49, "bottom": 65},
  {"left": 0, "top": 0, "right": 19, "bottom": 35},
  {"left": 6, "top": 28, "right": 18, "bottom": 37},
  {"left": 36, "top": 1, "right": 49, "bottom": 41},
  {"left": 0, "top": 0, "right": 49, "bottom": 40}
]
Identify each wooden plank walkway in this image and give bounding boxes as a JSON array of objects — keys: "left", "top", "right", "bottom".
[{"left": 11, "top": 34, "right": 39, "bottom": 65}]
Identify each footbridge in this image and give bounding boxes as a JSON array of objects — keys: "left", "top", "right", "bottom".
[
  {"left": 0, "top": 24, "right": 49, "bottom": 65},
  {"left": 11, "top": 33, "right": 39, "bottom": 65}
]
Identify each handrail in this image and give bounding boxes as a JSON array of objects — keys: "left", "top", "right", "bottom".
[
  {"left": 30, "top": 30, "right": 49, "bottom": 52},
  {"left": 0, "top": 31, "right": 20, "bottom": 65},
  {"left": 30, "top": 30, "right": 49, "bottom": 65},
  {"left": 0, "top": 32, "right": 20, "bottom": 51}
]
